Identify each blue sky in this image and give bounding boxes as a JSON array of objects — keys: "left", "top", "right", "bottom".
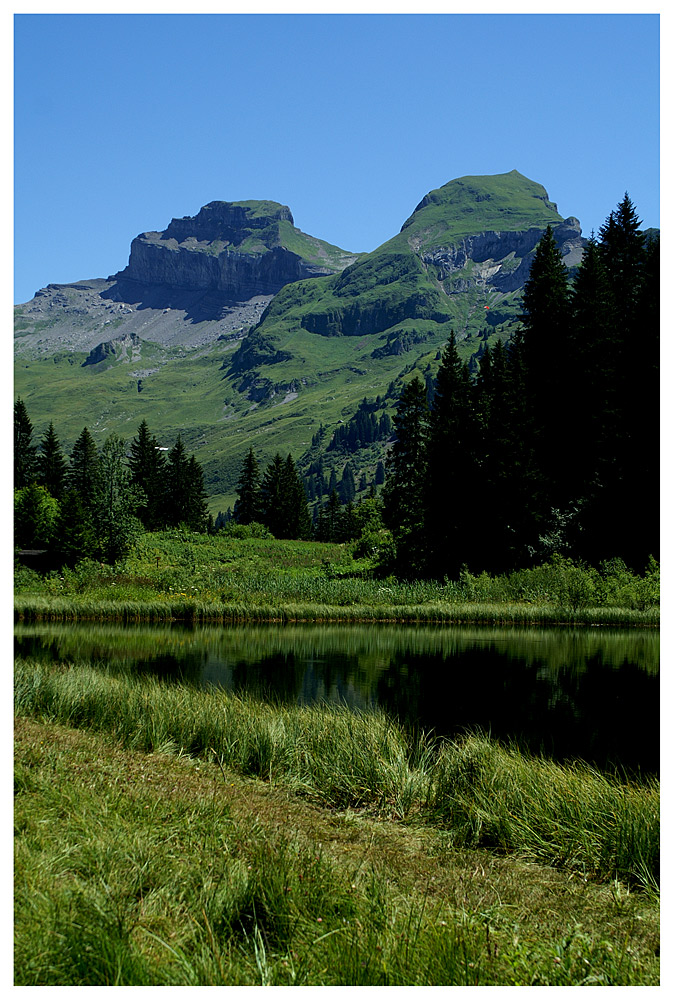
[{"left": 14, "top": 10, "right": 660, "bottom": 304}]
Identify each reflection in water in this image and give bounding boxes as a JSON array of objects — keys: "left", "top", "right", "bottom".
[{"left": 15, "top": 623, "right": 659, "bottom": 775}]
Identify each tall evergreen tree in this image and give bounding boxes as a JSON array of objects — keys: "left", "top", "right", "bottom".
[
  {"left": 260, "top": 454, "right": 286, "bottom": 538},
  {"left": 519, "top": 226, "right": 573, "bottom": 526},
  {"left": 95, "top": 434, "right": 144, "bottom": 562},
  {"left": 424, "top": 335, "right": 478, "bottom": 578},
  {"left": 382, "top": 375, "right": 429, "bottom": 576},
  {"left": 67, "top": 427, "right": 101, "bottom": 512},
  {"left": 595, "top": 198, "right": 658, "bottom": 565},
  {"left": 316, "top": 490, "right": 342, "bottom": 542},
  {"left": 339, "top": 461, "right": 357, "bottom": 504},
  {"left": 282, "top": 454, "right": 312, "bottom": 540},
  {"left": 186, "top": 455, "right": 210, "bottom": 532},
  {"left": 234, "top": 447, "right": 262, "bottom": 524},
  {"left": 53, "top": 489, "right": 98, "bottom": 567},
  {"left": 128, "top": 420, "right": 167, "bottom": 529},
  {"left": 14, "top": 398, "right": 38, "bottom": 489},
  {"left": 38, "top": 421, "right": 67, "bottom": 500},
  {"left": 166, "top": 436, "right": 208, "bottom": 531},
  {"left": 14, "top": 484, "right": 59, "bottom": 549}
]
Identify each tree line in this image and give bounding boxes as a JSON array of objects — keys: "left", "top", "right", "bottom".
[
  {"left": 383, "top": 195, "right": 659, "bottom": 578},
  {"left": 14, "top": 412, "right": 209, "bottom": 564}
]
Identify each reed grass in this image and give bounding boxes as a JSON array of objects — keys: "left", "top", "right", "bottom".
[
  {"left": 14, "top": 596, "right": 659, "bottom": 626},
  {"left": 14, "top": 532, "right": 659, "bottom": 626},
  {"left": 16, "top": 718, "right": 659, "bottom": 985},
  {"left": 14, "top": 657, "right": 659, "bottom": 888}
]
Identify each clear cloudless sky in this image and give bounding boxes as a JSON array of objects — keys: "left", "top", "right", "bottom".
[{"left": 14, "top": 9, "right": 660, "bottom": 304}]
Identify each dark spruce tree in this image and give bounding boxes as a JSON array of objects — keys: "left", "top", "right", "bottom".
[
  {"left": 234, "top": 447, "right": 262, "bottom": 524},
  {"left": 260, "top": 454, "right": 286, "bottom": 538},
  {"left": 316, "top": 490, "right": 342, "bottom": 542},
  {"left": 165, "top": 436, "right": 209, "bottom": 531},
  {"left": 476, "top": 336, "right": 539, "bottom": 571},
  {"left": 519, "top": 225, "right": 573, "bottom": 527},
  {"left": 382, "top": 375, "right": 429, "bottom": 577},
  {"left": 339, "top": 461, "right": 357, "bottom": 504},
  {"left": 53, "top": 490, "right": 98, "bottom": 567},
  {"left": 595, "top": 196, "right": 658, "bottom": 566},
  {"left": 128, "top": 420, "right": 167, "bottom": 530},
  {"left": 260, "top": 453, "right": 311, "bottom": 539},
  {"left": 38, "top": 421, "right": 67, "bottom": 500},
  {"left": 423, "top": 335, "right": 479, "bottom": 579},
  {"left": 67, "top": 427, "right": 101, "bottom": 513},
  {"left": 563, "top": 235, "right": 619, "bottom": 561},
  {"left": 95, "top": 434, "right": 145, "bottom": 562},
  {"left": 14, "top": 398, "right": 38, "bottom": 489},
  {"left": 282, "top": 455, "right": 312, "bottom": 540}
]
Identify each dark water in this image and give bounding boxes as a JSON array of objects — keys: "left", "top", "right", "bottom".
[{"left": 15, "top": 623, "right": 659, "bottom": 776}]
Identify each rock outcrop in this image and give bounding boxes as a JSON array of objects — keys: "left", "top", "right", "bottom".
[
  {"left": 114, "top": 200, "right": 357, "bottom": 301},
  {"left": 422, "top": 217, "right": 586, "bottom": 294}
]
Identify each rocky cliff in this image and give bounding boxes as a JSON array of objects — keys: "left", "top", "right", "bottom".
[
  {"left": 421, "top": 217, "right": 586, "bottom": 295},
  {"left": 114, "top": 200, "right": 357, "bottom": 300}
]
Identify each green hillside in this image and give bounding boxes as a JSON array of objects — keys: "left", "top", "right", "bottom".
[{"left": 395, "top": 169, "right": 563, "bottom": 246}]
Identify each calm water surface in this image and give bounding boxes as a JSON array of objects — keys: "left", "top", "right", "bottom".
[{"left": 15, "top": 623, "right": 659, "bottom": 776}]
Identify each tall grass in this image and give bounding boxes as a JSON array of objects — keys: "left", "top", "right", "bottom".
[
  {"left": 14, "top": 533, "right": 659, "bottom": 625},
  {"left": 14, "top": 657, "right": 659, "bottom": 888},
  {"left": 14, "top": 595, "right": 659, "bottom": 626},
  {"left": 17, "top": 718, "right": 658, "bottom": 985}
]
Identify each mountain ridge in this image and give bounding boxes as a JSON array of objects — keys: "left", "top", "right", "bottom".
[{"left": 15, "top": 170, "right": 593, "bottom": 512}]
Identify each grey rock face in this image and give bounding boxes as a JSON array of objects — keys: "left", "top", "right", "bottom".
[
  {"left": 119, "top": 240, "right": 333, "bottom": 299},
  {"left": 115, "top": 200, "right": 342, "bottom": 301},
  {"left": 420, "top": 218, "right": 586, "bottom": 295}
]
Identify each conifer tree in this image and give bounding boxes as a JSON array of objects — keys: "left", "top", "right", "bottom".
[
  {"left": 260, "top": 454, "right": 286, "bottom": 538},
  {"left": 476, "top": 335, "right": 540, "bottom": 570},
  {"left": 14, "top": 398, "right": 38, "bottom": 489},
  {"left": 595, "top": 197, "right": 658, "bottom": 565},
  {"left": 382, "top": 375, "right": 429, "bottom": 577},
  {"left": 316, "top": 490, "right": 342, "bottom": 542},
  {"left": 166, "top": 436, "right": 208, "bottom": 531},
  {"left": 234, "top": 447, "right": 262, "bottom": 524},
  {"left": 339, "top": 461, "right": 357, "bottom": 504},
  {"left": 53, "top": 490, "right": 98, "bottom": 567},
  {"left": 282, "top": 454, "right": 312, "bottom": 540},
  {"left": 14, "top": 484, "right": 59, "bottom": 549},
  {"left": 67, "top": 427, "right": 101, "bottom": 512},
  {"left": 424, "top": 335, "right": 478, "bottom": 578},
  {"left": 186, "top": 455, "right": 210, "bottom": 532},
  {"left": 96, "top": 434, "right": 144, "bottom": 562},
  {"left": 519, "top": 226, "right": 573, "bottom": 524},
  {"left": 128, "top": 420, "right": 167, "bottom": 529},
  {"left": 38, "top": 421, "right": 67, "bottom": 500}
]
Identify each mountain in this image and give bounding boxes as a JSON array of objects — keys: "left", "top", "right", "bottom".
[{"left": 14, "top": 171, "right": 586, "bottom": 513}]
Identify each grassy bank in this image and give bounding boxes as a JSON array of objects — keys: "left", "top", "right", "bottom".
[
  {"left": 14, "top": 714, "right": 660, "bottom": 986},
  {"left": 14, "top": 530, "right": 660, "bottom": 625},
  {"left": 15, "top": 657, "right": 659, "bottom": 889}
]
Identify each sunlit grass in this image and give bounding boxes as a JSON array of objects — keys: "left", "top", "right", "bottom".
[
  {"left": 15, "top": 716, "right": 660, "bottom": 986},
  {"left": 14, "top": 657, "right": 659, "bottom": 888},
  {"left": 14, "top": 531, "right": 659, "bottom": 626}
]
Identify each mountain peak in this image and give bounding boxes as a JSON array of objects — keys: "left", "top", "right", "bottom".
[{"left": 400, "top": 170, "right": 563, "bottom": 240}]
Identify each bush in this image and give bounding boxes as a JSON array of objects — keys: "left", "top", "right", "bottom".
[{"left": 221, "top": 521, "right": 273, "bottom": 540}]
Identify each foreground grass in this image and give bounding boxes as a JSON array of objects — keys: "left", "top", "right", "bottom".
[
  {"left": 15, "top": 658, "right": 659, "bottom": 890},
  {"left": 14, "top": 531, "right": 659, "bottom": 625},
  {"left": 15, "top": 717, "right": 659, "bottom": 986}
]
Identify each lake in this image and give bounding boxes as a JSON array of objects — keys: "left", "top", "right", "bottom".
[{"left": 14, "top": 622, "right": 659, "bottom": 777}]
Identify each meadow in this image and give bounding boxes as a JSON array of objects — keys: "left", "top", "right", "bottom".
[
  {"left": 15, "top": 663, "right": 660, "bottom": 986},
  {"left": 14, "top": 529, "right": 660, "bottom": 625}
]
